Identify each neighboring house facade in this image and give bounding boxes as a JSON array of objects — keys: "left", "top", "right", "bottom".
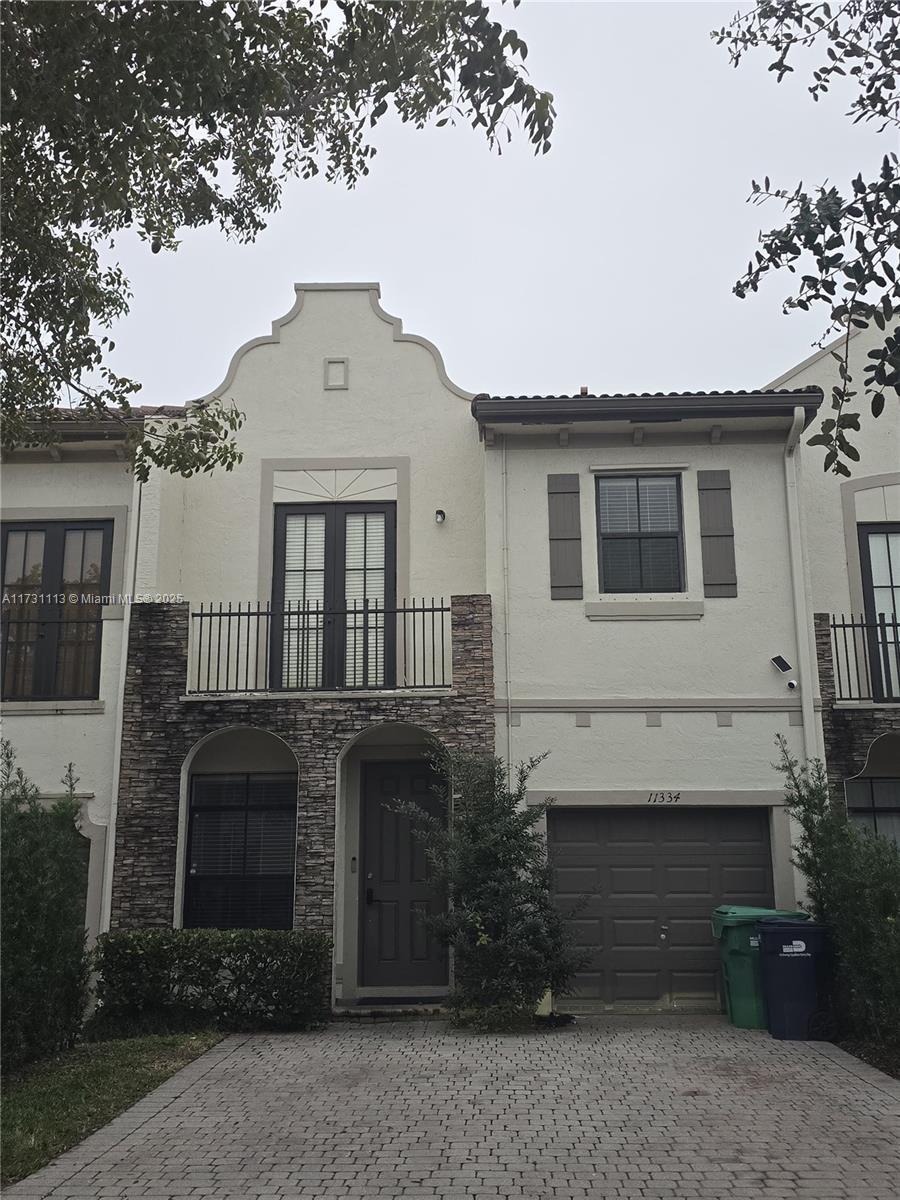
[
  {"left": 2, "top": 419, "right": 139, "bottom": 942},
  {"left": 767, "top": 328, "right": 900, "bottom": 846},
  {"left": 2, "top": 284, "right": 897, "bottom": 1011}
]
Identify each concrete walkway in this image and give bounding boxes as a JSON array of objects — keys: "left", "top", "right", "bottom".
[{"left": 7, "top": 1017, "right": 900, "bottom": 1200}]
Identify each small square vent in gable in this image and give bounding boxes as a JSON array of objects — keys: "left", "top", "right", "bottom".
[{"left": 324, "top": 357, "right": 349, "bottom": 390}]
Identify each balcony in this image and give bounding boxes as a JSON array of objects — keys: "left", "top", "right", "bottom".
[
  {"left": 187, "top": 599, "right": 452, "bottom": 695},
  {"left": 827, "top": 615, "right": 900, "bottom": 703}
]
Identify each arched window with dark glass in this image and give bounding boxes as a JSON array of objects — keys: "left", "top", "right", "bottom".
[
  {"left": 844, "top": 732, "right": 900, "bottom": 846},
  {"left": 184, "top": 772, "right": 297, "bottom": 929}
]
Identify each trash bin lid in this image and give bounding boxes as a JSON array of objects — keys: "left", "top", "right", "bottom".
[
  {"left": 711, "top": 906, "right": 809, "bottom": 938},
  {"left": 756, "top": 916, "right": 822, "bottom": 929}
]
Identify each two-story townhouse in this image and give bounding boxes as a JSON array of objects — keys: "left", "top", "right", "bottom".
[
  {"left": 96, "top": 283, "right": 492, "bottom": 1008},
  {"left": 4, "top": 283, "right": 896, "bottom": 1016},
  {"left": 472, "top": 384, "right": 829, "bottom": 1013}
]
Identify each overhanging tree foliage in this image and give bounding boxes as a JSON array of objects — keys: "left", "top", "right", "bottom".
[
  {"left": 713, "top": 1, "right": 900, "bottom": 474},
  {"left": 1, "top": 0, "right": 554, "bottom": 480}
]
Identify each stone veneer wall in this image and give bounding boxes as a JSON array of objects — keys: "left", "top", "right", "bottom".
[
  {"left": 814, "top": 612, "right": 900, "bottom": 799},
  {"left": 110, "top": 596, "right": 494, "bottom": 930}
]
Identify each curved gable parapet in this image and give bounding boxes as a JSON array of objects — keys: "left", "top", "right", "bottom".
[
  {"left": 192, "top": 282, "right": 472, "bottom": 405},
  {"left": 366, "top": 288, "right": 473, "bottom": 400}
]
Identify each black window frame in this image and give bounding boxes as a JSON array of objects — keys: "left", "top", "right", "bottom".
[
  {"left": 1, "top": 518, "right": 114, "bottom": 701},
  {"left": 271, "top": 501, "right": 397, "bottom": 689},
  {"left": 595, "top": 473, "right": 686, "bottom": 594},
  {"left": 845, "top": 776, "right": 900, "bottom": 845},
  {"left": 183, "top": 771, "right": 298, "bottom": 930},
  {"left": 857, "top": 521, "right": 900, "bottom": 703}
]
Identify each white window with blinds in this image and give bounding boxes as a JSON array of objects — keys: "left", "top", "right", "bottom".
[
  {"left": 272, "top": 502, "right": 396, "bottom": 690},
  {"left": 282, "top": 512, "right": 326, "bottom": 688},
  {"left": 596, "top": 475, "right": 685, "bottom": 593},
  {"left": 344, "top": 511, "right": 387, "bottom": 687}
]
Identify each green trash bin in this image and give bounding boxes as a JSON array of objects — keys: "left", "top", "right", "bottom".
[{"left": 711, "top": 905, "right": 809, "bottom": 1029}]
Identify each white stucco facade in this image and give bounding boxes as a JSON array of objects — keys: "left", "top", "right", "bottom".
[
  {"left": 3, "top": 285, "right": 896, "bottom": 1011},
  {"left": 135, "top": 285, "right": 485, "bottom": 605}
]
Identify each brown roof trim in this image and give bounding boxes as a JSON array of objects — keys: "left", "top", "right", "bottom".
[{"left": 470, "top": 388, "right": 824, "bottom": 428}]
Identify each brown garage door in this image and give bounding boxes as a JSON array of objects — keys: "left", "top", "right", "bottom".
[{"left": 549, "top": 806, "right": 774, "bottom": 1011}]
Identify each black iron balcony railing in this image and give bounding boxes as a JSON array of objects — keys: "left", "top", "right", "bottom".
[
  {"left": 188, "top": 599, "right": 451, "bottom": 694},
  {"left": 829, "top": 615, "right": 900, "bottom": 702}
]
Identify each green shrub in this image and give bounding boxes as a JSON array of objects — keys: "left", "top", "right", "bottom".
[
  {"left": 1, "top": 742, "right": 89, "bottom": 1072},
  {"left": 90, "top": 928, "right": 332, "bottom": 1036},
  {"left": 777, "top": 735, "right": 900, "bottom": 1046},
  {"left": 400, "top": 749, "right": 584, "bottom": 1031}
]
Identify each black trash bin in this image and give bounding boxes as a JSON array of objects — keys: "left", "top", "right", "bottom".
[{"left": 757, "top": 917, "right": 829, "bottom": 1040}]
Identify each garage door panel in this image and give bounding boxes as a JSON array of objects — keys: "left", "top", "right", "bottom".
[
  {"left": 664, "top": 864, "right": 713, "bottom": 897},
  {"left": 549, "top": 806, "right": 774, "bottom": 1011},
  {"left": 720, "top": 864, "right": 771, "bottom": 897},
  {"left": 553, "top": 863, "right": 602, "bottom": 897},
  {"left": 667, "top": 917, "right": 713, "bottom": 948},
  {"left": 610, "top": 917, "right": 658, "bottom": 948},
  {"left": 670, "top": 971, "right": 719, "bottom": 1002},
  {"left": 603, "top": 811, "right": 656, "bottom": 845},
  {"left": 613, "top": 971, "right": 661, "bottom": 1002},
  {"left": 609, "top": 865, "right": 656, "bottom": 896},
  {"left": 549, "top": 809, "right": 599, "bottom": 846}
]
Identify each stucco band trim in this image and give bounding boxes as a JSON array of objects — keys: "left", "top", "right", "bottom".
[
  {"left": 584, "top": 600, "right": 704, "bottom": 620},
  {"left": 527, "top": 789, "right": 786, "bottom": 807},
  {"left": 500, "top": 697, "right": 802, "bottom": 713}
]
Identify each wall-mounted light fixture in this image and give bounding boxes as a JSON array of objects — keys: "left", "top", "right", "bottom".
[{"left": 435, "top": 509, "right": 446, "bottom": 524}]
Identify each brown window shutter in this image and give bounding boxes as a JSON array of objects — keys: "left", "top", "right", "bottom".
[
  {"left": 547, "top": 474, "right": 583, "bottom": 599},
  {"left": 697, "top": 469, "right": 737, "bottom": 597}
]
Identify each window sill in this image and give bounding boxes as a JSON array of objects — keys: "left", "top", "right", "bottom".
[
  {"left": 1, "top": 699, "right": 105, "bottom": 715},
  {"left": 584, "top": 600, "right": 704, "bottom": 621}
]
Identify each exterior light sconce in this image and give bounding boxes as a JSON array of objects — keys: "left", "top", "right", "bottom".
[{"left": 435, "top": 509, "right": 446, "bottom": 524}]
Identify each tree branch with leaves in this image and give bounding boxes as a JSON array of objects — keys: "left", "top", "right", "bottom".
[
  {"left": 713, "top": 0, "right": 899, "bottom": 474},
  {"left": 1, "top": 0, "right": 554, "bottom": 479}
]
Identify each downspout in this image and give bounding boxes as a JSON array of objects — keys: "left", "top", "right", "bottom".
[
  {"left": 99, "top": 472, "right": 143, "bottom": 931},
  {"left": 783, "top": 406, "right": 821, "bottom": 760},
  {"left": 500, "top": 434, "right": 513, "bottom": 780}
]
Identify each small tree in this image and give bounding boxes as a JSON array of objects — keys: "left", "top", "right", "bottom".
[
  {"left": 776, "top": 734, "right": 900, "bottom": 1046},
  {"left": 401, "top": 749, "right": 583, "bottom": 1031},
  {"left": 1, "top": 742, "right": 89, "bottom": 1071}
]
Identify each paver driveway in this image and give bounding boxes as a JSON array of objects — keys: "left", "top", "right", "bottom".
[{"left": 7, "top": 1016, "right": 900, "bottom": 1200}]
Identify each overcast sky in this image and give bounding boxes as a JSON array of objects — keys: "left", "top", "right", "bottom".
[{"left": 101, "top": 1, "right": 892, "bottom": 405}]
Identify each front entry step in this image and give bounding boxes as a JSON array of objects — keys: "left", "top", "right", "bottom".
[{"left": 333, "top": 1002, "right": 447, "bottom": 1021}]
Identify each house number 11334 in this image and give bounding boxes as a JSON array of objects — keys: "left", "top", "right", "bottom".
[{"left": 647, "top": 792, "right": 680, "bottom": 804}]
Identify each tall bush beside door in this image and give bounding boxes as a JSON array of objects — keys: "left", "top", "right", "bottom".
[
  {"left": 776, "top": 735, "right": 900, "bottom": 1047},
  {"left": 0, "top": 741, "right": 89, "bottom": 1072}
]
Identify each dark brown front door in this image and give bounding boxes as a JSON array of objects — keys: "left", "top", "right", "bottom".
[
  {"left": 549, "top": 806, "right": 775, "bottom": 1010},
  {"left": 360, "top": 761, "right": 448, "bottom": 988}
]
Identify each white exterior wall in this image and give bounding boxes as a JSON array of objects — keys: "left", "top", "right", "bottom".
[
  {"left": 486, "top": 435, "right": 806, "bottom": 785},
  {"left": 770, "top": 324, "right": 900, "bottom": 620},
  {"left": 1, "top": 458, "right": 136, "bottom": 939},
  {"left": 140, "top": 285, "right": 485, "bottom": 604}
]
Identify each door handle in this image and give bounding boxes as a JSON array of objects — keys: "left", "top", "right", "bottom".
[
  {"left": 365, "top": 887, "right": 375, "bottom": 905},
  {"left": 659, "top": 924, "right": 669, "bottom": 942}
]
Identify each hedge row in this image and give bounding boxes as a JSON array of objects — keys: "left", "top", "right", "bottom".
[
  {"left": 91, "top": 928, "right": 333, "bottom": 1037},
  {"left": 1, "top": 746, "right": 89, "bottom": 1072}
]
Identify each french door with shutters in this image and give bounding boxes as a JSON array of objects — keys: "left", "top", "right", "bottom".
[
  {"left": 859, "top": 522, "right": 900, "bottom": 701},
  {"left": 271, "top": 502, "right": 396, "bottom": 689}
]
